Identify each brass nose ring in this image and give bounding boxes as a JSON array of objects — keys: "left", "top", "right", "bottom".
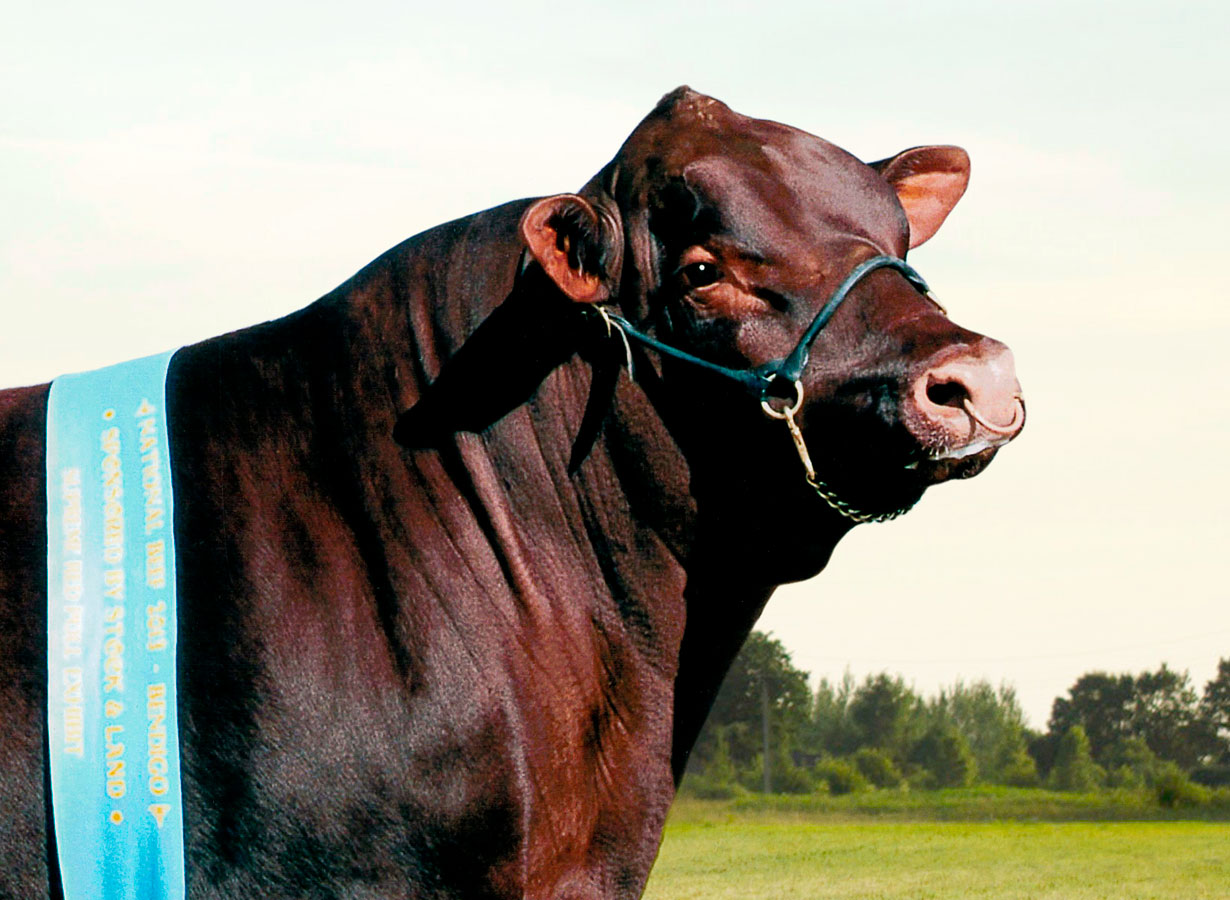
[{"left": 962, "top": 393, "right": 1024, "bottom": 435}]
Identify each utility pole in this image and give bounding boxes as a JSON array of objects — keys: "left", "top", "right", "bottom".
[{"left": 761, "top": 678, "right": 772, "bottom": 793}]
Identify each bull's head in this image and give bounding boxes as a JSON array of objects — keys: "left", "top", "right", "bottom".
[{"left": 517, "top": 87, "right": 1022, "bottom": 575}]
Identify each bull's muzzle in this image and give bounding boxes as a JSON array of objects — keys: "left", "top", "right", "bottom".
[{"left": 910, "top": 340, "right": 1024, "bottom": 458}]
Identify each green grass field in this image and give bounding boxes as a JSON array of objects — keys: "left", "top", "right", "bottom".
[{"left": 643, "top": 794, "right": 1230, "bottom": 899}]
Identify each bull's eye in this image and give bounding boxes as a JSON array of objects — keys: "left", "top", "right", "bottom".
[{"left": 680, "top": 261, "right": 720, "bottom": 289}]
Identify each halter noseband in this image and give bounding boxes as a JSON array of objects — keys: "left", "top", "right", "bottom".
[{"left": 597, "top": 254, "right": 939, "bottom": 524}]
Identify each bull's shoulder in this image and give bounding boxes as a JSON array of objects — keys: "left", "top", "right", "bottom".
[
  {"left": 0, "top": 381, "right": 49, "bottom": 448},
  {"left": 0, "top": 381, "right": 50, "bottom": 665},
  {"left": 0, "top": 382, "right": 49, "bottom": 563},
  {"left": 0, "top": 384, "right": 51, "bottom": 898}
]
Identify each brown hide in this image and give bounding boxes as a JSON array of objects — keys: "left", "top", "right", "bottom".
[{"left": 0, "top": 88, "right": 1021, "bottom": 899}]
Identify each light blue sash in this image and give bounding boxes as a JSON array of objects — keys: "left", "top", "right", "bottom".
[{"left": 46, "top": 349, "right": 186, "bottom": 900}]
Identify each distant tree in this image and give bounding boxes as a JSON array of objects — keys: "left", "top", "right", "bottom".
[
  {"left": 1048, "top": 666, "right": 1213, "bottom": 768},
  {"left": 933, "top": 680, "right": 1034, "bottom": 784},
  {"left": 808, "top": 671, "right": 860, "bottom": 757},
  {"left": 1047, "top": 725, "right": 1105, "bottom": 792},
  {"left": 1199, "top": 658, "right": 1230, "bottom": 762},
  {"left": 911, "top": 722, "right": 977, "bottom": 788},
  {"left": 705, "top": 727, "right": 738, "bottom": 787},
  {"left": 1028, "top": 730, "right": 1059, "bottom": 780},
  {"left": 693, "top": 631, "right": 811, "bottom": 788},
  {"left": 848, "top": 673, "right": 924, "bottom": 763},
  {"left": 1128, "top": 664, "right": 1211, "bottom": 768},
  {"left": 1048, "top": 672, "right": 1135, "bottom": 763}
]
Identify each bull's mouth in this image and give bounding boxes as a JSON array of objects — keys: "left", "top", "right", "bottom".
[
  {"left": 904, "top": 433, "right": 1009, "bottom": 481},
  {"left": 925, "top": 436, "right": 1001, "bottom": 462},
  {"left": 908, "top": 444, "right": 1000, "bottom": 484}
]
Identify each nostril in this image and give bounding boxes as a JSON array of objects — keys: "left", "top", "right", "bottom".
[{"left": 926, "top": 380, "right": 967, "bottom": 409}]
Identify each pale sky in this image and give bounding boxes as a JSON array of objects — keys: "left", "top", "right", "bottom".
[{"left": 3, "top": 1, "right": 1227, "bottom": 729}]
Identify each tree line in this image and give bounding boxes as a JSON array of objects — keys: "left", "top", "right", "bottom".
[{"left": 684, "top": 632, "right": 1230, "bottom": 806}]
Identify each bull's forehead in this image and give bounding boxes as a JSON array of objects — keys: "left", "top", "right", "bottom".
[
  {"left": 606, "top": 89, "right": 907, "bottom": 263},
  {"left": 680, "top": 145, "right": 904, "bottom": 261}
]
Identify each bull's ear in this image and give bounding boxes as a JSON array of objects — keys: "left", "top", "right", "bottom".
[
  {"left": 520, "top": 193, "right": 623, "bottom": 303},
  {"left": 871, "top": 146, "right": 970, "bottom": 249}
]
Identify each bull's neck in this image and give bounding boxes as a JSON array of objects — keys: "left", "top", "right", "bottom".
[
  {"left": 325, "top": 207, "right": 833, "bottom": 782},
  {"left": 338, "top": 206, "right": 711, "bottom": 671}
]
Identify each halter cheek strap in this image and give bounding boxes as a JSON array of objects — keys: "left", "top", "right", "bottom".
[{"left": 595, "top": 255, "right": 938, "bottom": 524}]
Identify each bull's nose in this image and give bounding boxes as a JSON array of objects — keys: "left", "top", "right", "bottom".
[{"left": 910, "top": 342, "right": 1023, "bottom": 452}]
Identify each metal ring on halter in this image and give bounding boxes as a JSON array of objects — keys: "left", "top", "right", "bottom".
[{"left": 759, "top": 379, "right": 804, "bottom": 420}]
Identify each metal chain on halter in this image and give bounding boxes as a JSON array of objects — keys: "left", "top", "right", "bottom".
[{"left": 759, "top": 379, "right": 917, "bottom": 525}]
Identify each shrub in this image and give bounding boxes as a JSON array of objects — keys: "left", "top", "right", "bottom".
[
  {"left": 1105, "top": 736, "right": 1161, "bottom": 787},
  {"left": 1105, "top": 764, "right": 1145, "bottom": 790},
  {"left": 773, "top": 761, "right": 818, "bottom": 795},
  {"left": 1154, "top": 763, "right": 1212, "bottom": 808},
  {"left": 1047, "top": 726, "right": 1105, "bottom": 792},
  {"left": 911, "top": 724, "right": 977, "bottom": 788},
  {"left": 735, "top": 750, "right": 816, "bottom": 795},
  {"left": 998, "top": 745, "right": 1040, "bottom": 787},
  {"left": 683, "top": 773, "right": 744, "bottom": 800},
  {"left": 852, "top": 747, "right": 903, "bottom": 788},
  {"left": 814, "top": 757, "right": 871, "bottom": 795},
  {"left": 903, "top": 765, "right": 933, "bottom": 791},
  {"left": 705, "top": 729, "right": 738, "bottom": 784}
]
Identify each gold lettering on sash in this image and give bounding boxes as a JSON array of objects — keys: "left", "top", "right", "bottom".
[
  {"left": 103, "top": 567, "right": 124, "bottom": 601},
  {"left": 147, "top": 683, "right": 170, "bottom": 796},
  {"left": 138, "top": 413, "right": 165, "bottom": 537},
  {"left": 101, "top": 427, "right": 123, "bottom": 566},
  {"left": 61, "top": 470, "right": 85, "bottom": 669},
  {"left": 146, "top": 599, "right": 167, "bottom": 651},
  {"left": 105, "top": 725, "right": 126, "bottom": 798},
  {"left": 145, "top": 541, "right": 166, "bottom": 592},
  {"left": 62, "top": 667, "right": 84, "bottom": 756},
  {"left": 103, "top": 606, "right": 124, "bottom": 693},
  {"left": 62, "top": 595, "right": 83, "bottom": 659},
  {"left": 61, "top": 468, "right": 83, "bottom": 556}
]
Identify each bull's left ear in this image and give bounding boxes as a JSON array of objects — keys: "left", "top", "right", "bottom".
[
  {"left": 871, "top": 146, "right": 970, "bottom": 249},
  {"left": 520, "top": 193, "right": 623, "bottom": 303}
]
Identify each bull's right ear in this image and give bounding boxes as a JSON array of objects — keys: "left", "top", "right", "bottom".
[
  {"left": 872, "top": 146, "right": 970, "bottom": 249},
  {"left": 520, "top": 194, "right": 623, "bottom": 303}
]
